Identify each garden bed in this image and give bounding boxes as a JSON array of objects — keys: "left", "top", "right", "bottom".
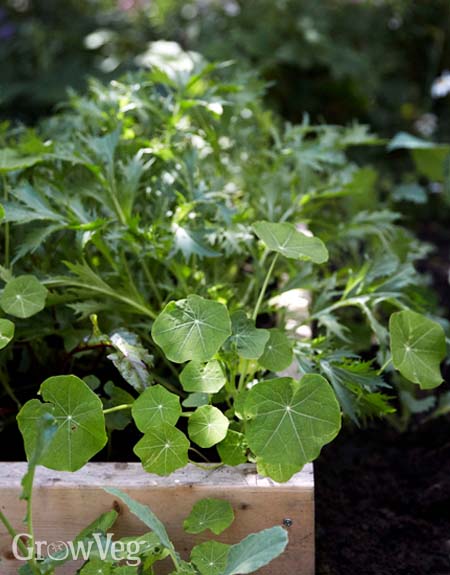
[{"left": 0, "top": 462, "right": 314, "bottom": 575}]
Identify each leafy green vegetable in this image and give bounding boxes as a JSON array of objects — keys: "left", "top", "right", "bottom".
[
  {"left": 258, "top": 330, "right": 293, "bottom": 372},
  {"left": 191, "top": 541, "right": 230, "bottom": 575},
  {"left": 17, "top": 375, "right": 107, "bottom": 472},
  {"left": 134, "top": 423, "right": 189, "bottom": 475},
  {"left": 223, "top": 526, "right": 288, "bottom": 575},
  {"left": 180, "top": 360, "right": 227, "bottom": 394},
  {"left": 229, "top": 311, "right": 269, "bottom": 359},
  {"left": 0, "top": 318, "right": 14, "bottom": 350},
  {"left": 152, "top": 296, "right": 232, "bottom": 363},
  {"left": 245, "top": 375, "right": 341, "bottom": 472},
  {"left": 217, "top": 431, "right": 247, "bottom": 466},
  {"left": 0, "top": 275, "right": 48, "bottom": 318},
  {"left": 253, "top": 221, "right": 328, "bottom": 263},
  {"left": 184, "top": 498, "right": 234, "bottom": 535},
  {"left": 390, "top": 311, "right": 446, "bottom": 389},
  {"left": 188, "top": 405, "right": 229, "bottom": 448},
  {"left": 132, "top": 385, "right": 181, "bottom": 432}
]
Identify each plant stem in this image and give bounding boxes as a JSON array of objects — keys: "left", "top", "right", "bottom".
[
  {"left": 141, "top": 259, "right": 163, "bottom": 307},
  {"left": 0, "top": 510, "right": 29, "bottom": 558},
  {"left": 252, "top": 252, "right": 279, "bottom": 321},
  {"left": 25, "top": 468, "right": 39, "bottom": 575},
  {"left": 103, "top": 404, "right": 132, "bottom": 415},
  {"left": 2, "top": 175, "right": 10, "bottom": 268},
  {"left": 237, "top": 252, "right": 279, "bottom": 393}
]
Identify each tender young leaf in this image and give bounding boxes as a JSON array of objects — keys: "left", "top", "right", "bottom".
[
  {"left": 390, "top": 310, "right": 446, "bottom": 389},
  {"left": 17, "top": 375, "right": 107, "bottom": 471},
  {"left": 229, "top": 311, "right": 269, "bottom": 359},
  {"left": 191, "top": 541, "right": 230, "bottom": 575},
  {"left": 180, "top": 360, "right": 227, "bottom": 393},
  {"left": 104, "top": 487, "right": 173, "bottom": 551},
  {"left": 0, "top": 318, "right": 14, "bottom": 350},
  {"left": 132, "top": 385, "right": 181, "bottom": 433},
  {"left": 253, "top": 221, "right": 328, "bottom": 263},
  {"left": 184, "top": 498, "right": 234, "bottom": 535},
  {"left": 222, "top": 526, "right": 288, "bottom": 575},
  {"left": 244, "top": 375, "right": 341, "bottom": 470},
  {"left": 0, "top": 275, "right": 48, "bottom": 318},
  {"left": 134, "top": 423, "right": 189, "bottom": 475},
  {"left": 258, "top": 330, "right": 293, "bottom": 372},
  {"left": 217, "top": 430, "right": 247, "bottom": 466},
  {"left": 188, "top": 405, "right": 229, "bottom": 448},
  {"left": 152, "top": 295, "right": 231, "bottom": 363},
  {"left": 107, "top": 330, "right": 154, "bottom": 393}
]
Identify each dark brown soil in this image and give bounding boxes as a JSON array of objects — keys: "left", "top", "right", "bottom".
[{"left": 315, "top": 417, "right": 450, "bottom": 575}]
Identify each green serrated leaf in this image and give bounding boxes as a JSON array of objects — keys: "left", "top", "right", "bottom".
[
  {"left": 17, "top": 375, "right": 107, "bottom": 471},
  {"left": 229, "top": 311, "right": 269, "bottom": 359},
  {"left": 258, "top": 330, "right": 293, "bottom": 372},
  {"left": 253, "top": 221, "right": 328, "bottom": 263},
  {"left": 0, "top": 318, "right": 14, "bottom": 349},
  {"left": 180, "top": 360, "right": 226, "bottom": 393},
  {"left": 134, "top": 423, "right": 189, "bottom": 475},
  {"left": 132, "top": 385, "right": 181, "bottom": 433},
  {"left": 184, "top": 498, "right": 234, "bottom": 535},
  {"left": 0, "top": 275, "right": 48, "bottom": 318},
  {"left": 223, "top": 526, "right": 288, "bottom": 575},
  {"left": 390, "top": 310, "right": 446, "bottom": 389},
  {"left": 244, "top": 375, "right": 341, "bottom": 470},
  {"left": 152, "top": 295, "right": 231, "bottom": 363},
  {"left": 191, "top": 541, "right": 230, "bottom": 575},
  {"left": 217, "top": 430, "right": 247, "bottom": 466},
  {"left": 188, "top": 405, "right": 229, "bottom": 448}
]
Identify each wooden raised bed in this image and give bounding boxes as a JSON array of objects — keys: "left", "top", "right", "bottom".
[{"left": 0, "top": 462, "right": 314, "bottom": 574}]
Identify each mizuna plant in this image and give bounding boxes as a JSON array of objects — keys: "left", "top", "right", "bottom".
[{"left": 0, "top": 50, "right": 447, "bottom": 482}]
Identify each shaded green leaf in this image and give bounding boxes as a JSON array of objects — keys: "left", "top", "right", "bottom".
[
  {"left": 0, "top": 275, "right": 48, "bottom": 318},
  {"left": 0, "top": 318, "right": 14, "bottom": 350},
  {"left": 217, "top": 430, "right": 247, "bottom": 466},
  {"left": 390, "top": 310, "right": 446, "bottom": 389},
  {"left": 180, "top": 360, "right": 226, "bottom": 393},
  {"left": 258, "top": 330, "right": 293, "bottom": 372},
  {"left": 229, "top": 311, "right": 269, "bottom": 359},
  {"left": 132, "top": 385, "right": 181, "bottom": 433},
  {"left": 184, "top": 498, "right": 234, "bottom": 535},
  {"left": 134, "top": 423, "right": 189, "bottom": 475},
  {"left": 191, "top": 541, "right": 230, "bottom": 575},
  {"left": 188, "top": 405, "right": 229, "bottom": 448}
]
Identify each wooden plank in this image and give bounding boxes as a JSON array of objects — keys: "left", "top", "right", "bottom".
[{"left": 0, "top": 462, "right": 314, "bottom": 574}]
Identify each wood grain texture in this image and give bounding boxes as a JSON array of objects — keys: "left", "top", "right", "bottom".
[{"left": 0, "top": 462, "right": 314, "bottom": 574}]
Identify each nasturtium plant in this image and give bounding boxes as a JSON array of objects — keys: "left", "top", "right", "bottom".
[
  {"left": 0, "top": 318, "right": 14, "bottom": 350},
  {"left": 389, "top": 311, "right": 446, "bottom": 389},
  {"left": 253, "top": 221, "right": 328, "bottom": 263},
  {"left": 188, "top": 405, "right": 230, "bottom": 449},
  {"left": 152, "top": 296, "right": 232, "bottom": 363},
  {"left": 0, "top": 275, "right": 48, "bottom": 318},
  {"left": 17, "top": 375, "right": 107, "bottom": 472},
  {"left": 184, "top": 498, "right": 234, "bottom": 535},
  {"left": 0, "top": 56, "right": 447, "bottom": 488}
]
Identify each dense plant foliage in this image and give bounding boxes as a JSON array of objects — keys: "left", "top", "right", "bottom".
[{"left": 0, "top": 54, "right": 447, "bottom": 482}]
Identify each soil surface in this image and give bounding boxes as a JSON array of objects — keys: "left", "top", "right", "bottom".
[{"left": 315, "top": 417, "right": 450, "bottom": 575}]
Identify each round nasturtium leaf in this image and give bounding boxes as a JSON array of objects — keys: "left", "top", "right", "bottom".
[
  {"left": 134, "top": 423, "right": 189, "bottom": 476},
  {"left": 253, "top": 221, "right": 328, "bottom": 264},
  {"left": 191, "top": 541, "right": 230, "bottom": 575},
  {"left": 0, "top": 318, "right": 14, "bottom": 350},
  {"left": 217, "top": 430, "right": 247, "bottom": 466},
  {"left": 188, "top": 405, "right": 229, "bottom": 448},
  {"left": 244, "top": 375, "right": 341, "bottom": 469},
  {"left": 258, "top": 330, "right": 293, "bottom": 372},
  {"left": 184, "top": 498, "right": 234, "bottom": 535},
  {"left": 180, "top": 360, "right": 227, "bottom": 394},
  {"left": 0, "top": 275, "right": 48, "bottom": 318},
  {"left": 151, "top": 295, "right": 231, "bottom": 363},
  {"left": 229, "top": 311, "right": 269, "bottom": 360},
  {"left": 17, "top": 375, "right": 107, "bottom": 472},
  {"left": 132, "top": 385, "right": 181, "bottom": 433},
  {"left": 390, "top": 310, "right": 446, "bottom": 389}
]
